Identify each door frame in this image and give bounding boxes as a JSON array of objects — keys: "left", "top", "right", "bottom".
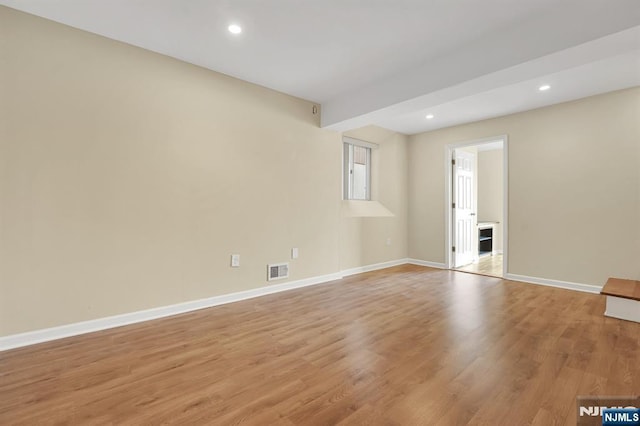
[{"left": 445, "top": 135, "right": 509, "bottom": 276}]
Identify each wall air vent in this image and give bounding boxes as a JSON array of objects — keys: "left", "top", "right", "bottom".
[{"left": 268, "top": 263, "right": 289, "bottom": 281}]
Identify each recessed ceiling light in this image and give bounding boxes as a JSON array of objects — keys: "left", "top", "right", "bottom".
[
  {"left": 426, "top": 114, "right": 434, "bottom": 119},
  {"left": 228, "top": 24, "right": 242, "bottom": 35},
  {"left": 538, "top": 85, "right": 551, "bottom": 91}
]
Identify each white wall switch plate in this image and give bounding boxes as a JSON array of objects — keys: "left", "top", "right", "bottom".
[
  {"left": 291, "top": 247, "right": 299, "bottom": 259},
  {"left": 231, "top": 254, "right": 240, "bottom": 267}
]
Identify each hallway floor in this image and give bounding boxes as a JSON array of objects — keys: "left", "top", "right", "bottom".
[{"left": 457, "top": 253, "right": 503, "bottom": 277}]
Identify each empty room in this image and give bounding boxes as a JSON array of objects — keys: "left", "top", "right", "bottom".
[{"left": 1, "top": 1, "right": 639, "bottom": 425}]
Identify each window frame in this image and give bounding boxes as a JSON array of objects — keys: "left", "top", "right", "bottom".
[{"left": 342, "top": 136, "right": 378, "bottom": 201}]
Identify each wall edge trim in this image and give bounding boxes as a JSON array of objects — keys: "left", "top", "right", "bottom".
[
  {"left": 340, "top": 258, "right": 409, "bottom": 277},
  {"left": 0, "top": 271, "right": 344, "bottom": 351},
  {"left": 1, "top": 262, "right": 605, "bottom": 351},
  {"left": 1, "top": 258, "right": 412, "bottom": 351},
  {"left": 504, "top": 273, "right": 602, "bottom": 294},
  {"left": 407, "top": 259, "right": 447, "bottom": 269}
]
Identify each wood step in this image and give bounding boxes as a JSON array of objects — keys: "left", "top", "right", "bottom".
[
  {"left": 601, "top": 277, "right": 640, "bottom": 323},
  {"left": 601, "top": 277, "right": 640, "bottom": 301}
]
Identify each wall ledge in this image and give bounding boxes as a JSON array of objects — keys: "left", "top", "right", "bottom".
[{"left": 342, "top": 200, "right": 394, "bottom": 217}]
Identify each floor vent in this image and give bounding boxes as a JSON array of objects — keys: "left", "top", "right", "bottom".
[{"left": 268, "top": 263, "right": 289, "bottom": 281}]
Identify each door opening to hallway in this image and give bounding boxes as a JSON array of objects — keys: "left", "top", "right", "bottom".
[{"left": 447, "top": 137, "right": 507, "bottom": 278}]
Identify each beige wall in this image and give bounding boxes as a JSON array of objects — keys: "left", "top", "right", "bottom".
[
  {"left": 2, "top": 6, "right": 637, "bottom": 338},
  {"left": 409, "top": 87, "right": 640, "bottom": 287},
  {"left": 340, "top": 126, "right": 409, "bottom": 270},
  {"left": 477, "top": 149, "right": 503, "bottom": 251},
  {"left": 0, "top": 7, "right": 409, "bottom": 336}
]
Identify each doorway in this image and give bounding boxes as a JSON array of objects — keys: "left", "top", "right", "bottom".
[{"left": 445, "top": 136, "right": 508, "bottom": 278}]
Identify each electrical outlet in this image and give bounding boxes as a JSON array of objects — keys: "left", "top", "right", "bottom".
[
  {"left": 291, "top": 247, "right": 299, "bottom": 259},
  {"left": 386, "top": 237, "right": 392, "bottom": 246},
  {"left": 230, "top": 254, "right": 240, "bottom": 267}
]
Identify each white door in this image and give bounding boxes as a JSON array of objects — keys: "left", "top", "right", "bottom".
[{"left": 453, "top": 150, "right": 476, "bottom": 267}]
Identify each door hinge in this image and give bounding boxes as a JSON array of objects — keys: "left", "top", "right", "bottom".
[
  {"left": 452, "top": 246, "right": 456, "bottom": 252},
  {"left": 452, "top": 159, "right": 456, "bottom": 166},
  {"left": 452, "top": 202, "right": 456, "bottom": 209}
]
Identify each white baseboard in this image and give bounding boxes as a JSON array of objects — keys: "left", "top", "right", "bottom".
[
  {"left": 504, "top": 273, "right": 602, "bottom": 294},
  {"left": 0, "top": 261, "right": 606, "bottom": 351},
  {"left": 407, "top": 258, "right": 446, "bottom": 269},
  {"left": 1, "top": 258, "right": 412, "bottom": 352},
  {"left": 341, "top": 258, "right": 409, "bottom": 277},
  {"left": 605, "top": 296, "right": 640, "bottom": 323},
  {"left": 0, "top": 271, "right": 343, "bottom": 352}
]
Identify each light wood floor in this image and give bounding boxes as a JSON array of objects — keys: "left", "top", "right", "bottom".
[
  {"left": 457, "top": 254, "right": 503, "bottom": 277},
  {"left": 1, "top": 265, "right": 638, "bottom": 425}
]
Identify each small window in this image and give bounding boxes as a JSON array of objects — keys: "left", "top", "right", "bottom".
[{"left": 343, "top": 138, "right": 373, "bottom": 200}]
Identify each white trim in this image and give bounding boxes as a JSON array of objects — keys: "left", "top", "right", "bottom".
[
  {"left": 604, "top": 296, "right": 640, "bottom": 323},
  {"left": 0, "top": 271, "right": 342, "bottom": 352},
  {"left": 0, "top": 258, "right": 412, "bottom": 351},
  {"left": 341, "top": 258, "right": 409, "bottom": 277},
  {"left": 502, "top": 138, "right": 509, "bottom": 277},
  {"left": 445, "top": 135, "right": 509, "bottom": 277},
  {"left": 444, "top": 146, "right": 452, "bottom": 267},
  {"left": 504, "top": 273, "right": 602, "bottom": 294},
  {"left": 342, "top": 136, "right": 379, "bottom": 150},
  {"left": 343, "top": 140, "right": 372, "bottom": 201},
  {"left": 0, "top": 259, "right": 608, "bottom": 351},
  {"left": 407, "top": 259, "right": 446, "bottom": 269}
]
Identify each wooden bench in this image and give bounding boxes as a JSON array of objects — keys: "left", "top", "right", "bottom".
[{"left": 601, "top": 278, "right": 640, "bottom": 323}]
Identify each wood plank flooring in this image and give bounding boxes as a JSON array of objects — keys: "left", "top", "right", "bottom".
[
  {"left": 1, "top": 265, "right": 638, "bottom": 425},
  {"left": 457, "top": 254, "right": 503, "bottom": 277}
]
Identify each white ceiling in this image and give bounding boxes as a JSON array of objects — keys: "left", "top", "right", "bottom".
[{"left": 2, "top": 0, "right": 639, "bottom": 134}]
